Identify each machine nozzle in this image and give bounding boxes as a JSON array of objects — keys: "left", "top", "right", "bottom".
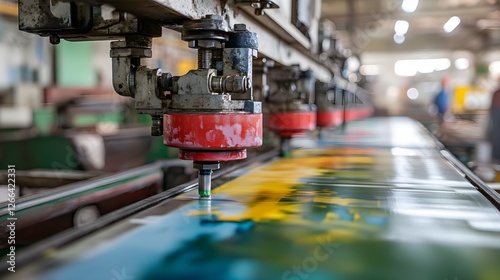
[
  {"left": 279, "top": 137, "right": 292, "bottom": 158},
  {"left": 193, "top": 162, "right": 220, "bottom": 198},
  {"left": 198, "top": 169, "right": 212, "bottom": 197}
]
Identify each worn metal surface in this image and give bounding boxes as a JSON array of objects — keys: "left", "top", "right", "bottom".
[
  {"left": 221, "top": 48, "right": 254, "bottom": 100},
  {"left": 170, "top": 94, "right": 244, "bottom": 111},
  {"left": 159, "top": 16, "right": 263, "bottom": 200},
  {"left": 8, "top": 117, "right": 500, "bottom": 280},
  {"left": 109, "top": 15, "right": 262, "bottom": 198},
  {"left": 78, "top": 0, "right": 330, "bottom": 81},
  {"left": 105, "top": 15, "right": 262, "bottom": 154},
  {"left": 163, "top": 113, "right": 263, "bottom": 150},
  {"left": 18, "top": 0, "right": 92, "bottom": 33},
  {"left": 176, "top": 69, "right": 217, "bottom": 96},
  {"left": 80, "top": 0, "right": 222, "bottom": 23},
  {"left": 234, "top": 0, "right": 279, "bottom": 15},
  {"left": 19, "top": 0, "right": 330, "bottom": 81},
  {"left": 178, "top": 150, "right": 248, "bottom": 161},
  {"left": 109, "top": 35, "right": 168, "bottom": 121},
  {"left": 19, "top": 1, "right": 161, "bottom": 40},
  {"left": 171, "top": 21, "right": 257, "bottom": 112}
]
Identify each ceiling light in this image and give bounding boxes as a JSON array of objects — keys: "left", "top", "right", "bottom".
[
  {"left": 489, "top": 61, "right": 500, "bottom": 76},
  {"left": 444, "top": 16, "right": 461, "bottom": 33},
  {"left": 418, "top": 63, "right": 434, "bottom": 74},
  {"left": 360, "top": 65, "right": 381, "bottom": 76},
  {"left": 407, "top": 88, "right": 419, "bottom": 100},
  {"left": 394, "top": 20, "right": 410, "bottom": 35},
  {"left": 454, "top": 58, "right": 469, "bottom": 70},
  {"left": 395, "top": 61, "right": 417, "bottom": 76},
  {"left": 395, "top": 58, "right": 451, "bottom": 77},
  {"left": 402, "top": 0, "right": 419, "bottom": 13},
  {"left": 433, "top": 58, "right": 451, "bottom": 71},
  {"left": 393, "top": 34, "right": 406, "bottom": 44}
]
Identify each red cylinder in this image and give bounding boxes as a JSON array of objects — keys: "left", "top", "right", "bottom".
[
  {"left": 178, "top": 150, "right": 247, "bottom": 161},
  {"left": 164, "top": 113, "right": 262, "bottom": 161},
  {"left": 345, "top": 107, "right": 373, "bottom": 122},
  {"left": 317, "top": 110, "right": 343, "bottom": 128},
  {"left": 268, "top": 112, "right": 316, "bottom": 137}
]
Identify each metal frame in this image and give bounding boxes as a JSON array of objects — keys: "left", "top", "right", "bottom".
[
  {"left": 0, "top": 164, "right": 153, "bottom": 216},
  {"left": 414, "top": 119, "right": 500, "bottom": 209},
  {"left": 76, "top": 0, "right": 331, "bottom": 82},
  {"left": 441, "top": 150, "right": 500, "bottom": 210}
]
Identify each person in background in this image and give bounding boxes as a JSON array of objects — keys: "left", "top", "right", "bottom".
[
  {"left": 433, "top": 77, "right": 449, "bottom": 124},
  {"left": 488, "top": 84, "right": 500, "bottom": 163}
]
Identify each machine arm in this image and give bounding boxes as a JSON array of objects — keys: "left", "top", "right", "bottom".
[{"left": 18, "top": 1, "right": 266, "bottom": 197}]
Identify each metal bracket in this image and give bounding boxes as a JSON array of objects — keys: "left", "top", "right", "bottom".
[{"left": 235, "top": 0, "right": 280, "bottom": 15}]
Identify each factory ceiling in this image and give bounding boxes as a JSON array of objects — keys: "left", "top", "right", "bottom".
[{"left": 321, "top": 0, "right": 500, "bottom": 53}]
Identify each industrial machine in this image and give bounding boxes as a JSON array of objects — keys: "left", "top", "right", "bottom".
[
  {"left": 314, "top": 18, "right": 372, "bottom": 129},
  {"left": 16, "top": 0, "right": 357, "bottom": 197},
  {"left": 315, "top": 78, "right": 373, "bottom": 129},
  {"left": 267, "top": 65, "right": 317, "bottom": 155},
  {"left": 315, "top": 80, "right": 343, "bottom": 128},
  {"left": 18, "top": 1, "right": 271, "bottom": 197}
]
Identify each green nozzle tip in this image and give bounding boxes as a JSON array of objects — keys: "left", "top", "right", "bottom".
[
  {"left": 199, "top": 190, "right": 211, "bottom": 198},
  {"left": 281, "top": 151, "right": 292, "bottom": 158}
]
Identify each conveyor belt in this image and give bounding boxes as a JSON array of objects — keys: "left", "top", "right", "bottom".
[{"left": 9, "top": 117, "right": 500, "bottom": 280}]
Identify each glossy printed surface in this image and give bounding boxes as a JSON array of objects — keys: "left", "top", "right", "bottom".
[{"left": 17, "top": 117, "right": 500, "bottom": 280}]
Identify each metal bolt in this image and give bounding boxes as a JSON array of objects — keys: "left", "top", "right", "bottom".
[
  {"left": 159, "top": 72, "right": 173, "bottom": 92},
  {"left": 206, "top": 14, "right": 223, "bottom": 20},
  {"left": 188, "top": 39, "right": 221, "bottom": 49},
  {"left": 49, "top": 35, "right": 60, "bottom": 45},
  {"left": 234, "top": 24, "right": 247, "bottom": 31},
  {"left": 229, "top": 76, "right": 248, "bottom": 93},
  {"left": 255, "top": 9, "right": 265, "bottom": 16},
  {"left": 210, "top": 76, "right": 248, "bottom": 93},
  {"left": 279, "top": 137, "right": 292, "bottom": 158},
  {"left": 151, "top": 116, "right": 163, "bottom": 136},
  {"left": 198, "top": 49, "right": 213, "bottom": 69}
]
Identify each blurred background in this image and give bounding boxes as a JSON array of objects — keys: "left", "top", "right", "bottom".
[{"left": 323, "top": 0, "right": 500, "bottom": 182}]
